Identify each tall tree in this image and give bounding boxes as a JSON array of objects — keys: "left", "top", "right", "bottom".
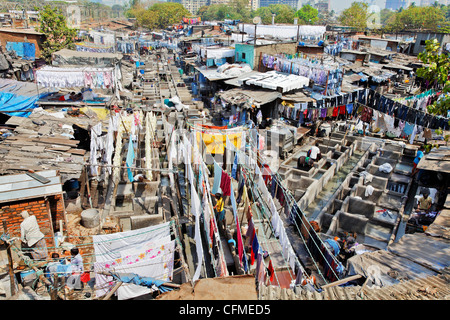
[
  {"left": 417, "top": 39, "right": 450, "bottom": 119},
  {"left": 253, "top": 4, "right": 296, "bottom": 24},
  {"left": 384, "top": 5, "right": 446, "bottom": 32},
  {"left": 295, "top": 4, "right": 319, "bottom": 24},
  {"left": 338, "top": 2, "right": 372, "bottom": 31},
  {"left": 38, "top": 5, "right": 77, "bottom": 63}
]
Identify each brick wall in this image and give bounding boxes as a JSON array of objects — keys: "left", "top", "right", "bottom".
[
  {"left": 0, "top": 31, "right": 43, "bottom": 57},
  {"left": 0, "top": 195, "right": 64, "bottom": 248}
]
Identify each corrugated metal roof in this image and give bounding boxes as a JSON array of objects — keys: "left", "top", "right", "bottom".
[
  {"left": 259, "top": 271, "right": 450, "bottom": 300},
  {"left": 0, "top": 170, "right": 62, "bottom": 203}
]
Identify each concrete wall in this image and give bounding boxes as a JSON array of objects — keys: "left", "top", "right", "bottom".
[
  {"left": 254, "top": 42, "right": 298, "bottom": 71},
  {"left": 235, "top": 43, "right": 255, "bottom": 69}
]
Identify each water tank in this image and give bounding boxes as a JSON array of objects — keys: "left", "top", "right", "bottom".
[{"left": 81, "top": 208, "right": 100, "bottom": 228}]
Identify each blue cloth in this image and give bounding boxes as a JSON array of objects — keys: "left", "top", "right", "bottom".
[
  {"left": 126, "top": 138, "right": 135, "bottom": 182},
  {"left": 56, "top": 262, "right": 72, "bottom": 276},
  {"left": 346, "top": 103, "right": 353, "bottom": 115},
  {"left": 211, "top": 160, "right": 222, "bottom": 194},
  {"left": 111, "top": 273, "right": 173, "bottom": 293},
  {"left": 403, "top": 122, "right": 414, "bottom": 136},
  {"left": 242, "top": 252, "right": 248, "bottom": 272},
  {"left": 414, "top": 150, "right": 424, "bottom": 164},
  {"left": 23, "top": 43, "right": 35, "bottom": 60},
  {"left": 324, "top": 239, "right": 340, "bottom": 256},
  {"left": 231, "top": 154, "right": 238, "bottom": 179}
]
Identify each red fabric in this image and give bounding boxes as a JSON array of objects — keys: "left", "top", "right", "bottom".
[
  {"left": 268, "top": 260, "right": 274, "bottom": 282},
  {"left": 332, "top": 106, "right": 339, "bottom": 117},
  {"left": 250, "top": 229, "right": 256, "bottom": 265},
  {"left": 220, "top": 171, "right": 231, "bottom": 196},
  {"left": 80, "top": 272, "right": 90, "bottom": 283},
  {"left": 236, "top": 212, "right": 244, "bottom": 265},
  {"left": 339, "top": 105, "right": 346, "bottom": 115}
]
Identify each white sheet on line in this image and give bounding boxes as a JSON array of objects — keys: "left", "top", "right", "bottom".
[{"left": 93, "top": 235, "right": 175, "bottom": 299}]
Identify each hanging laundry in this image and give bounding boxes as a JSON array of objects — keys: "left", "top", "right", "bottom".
[
  {"left": 267, "top": 260, "right": 274, "bottom": 282},
  {"left": 126, "top": 138, "right": 135, "bottom": 182},
  {"left": 212, "top": 160, "right": 222, "bottom": 194},
  {"left": 220, "top": 171, "right": 231, "bottom": 197},
  {"left": 251, "top": 233, "right": 259, "bottom": 265}
]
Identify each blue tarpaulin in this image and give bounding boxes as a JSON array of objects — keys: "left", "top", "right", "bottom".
[
  {"left": 0, "top": 79, "right": 51, "bottom": 117},
  {"left": 6, "top": 42, "right": 35, "bottom": 60},
  {"left": 110, "top": 272, "right": 174, "bottom": 293}
]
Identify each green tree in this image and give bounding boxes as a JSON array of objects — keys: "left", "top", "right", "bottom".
[
  {"left": 253, "top": 4, "right": 296, "bottom": 24},
  {"left": 384, "top": 5, "right": 446, "bottom": 32},
  {"left": 38, "top": 5, "right": 77, "bottom": 63},
  {"left": 338, "top": 2, "right": 372, "bottom": 31},
  {"left": 149, "top": 2, "right": 189, "bottom": 29},
  {"left": 295, "top": 4, "right": 319, "bottom": 24},
  {"left": 417, "top": 39, "right": 450, "bottom": 120},
  {"left": 379, "top": 8, "right": 395, "bottom": 26}
]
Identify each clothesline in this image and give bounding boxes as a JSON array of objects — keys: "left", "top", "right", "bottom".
[{"left": 242, "top": 132, "right": 340, "bottom": 283}]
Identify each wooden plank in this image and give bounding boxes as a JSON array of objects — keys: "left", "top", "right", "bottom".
[
  {"left": 26, "top": 171, "right": 51, "bottom": 184},
  {"left": 47, "top": 146, "right": 72, "bottom": 152},
  {"left": 31, "top": 137, "right": 79, "bottom": 147},
  {"left": 20, "top": 146, "right": 46, "bottom": 153},
  {"left": 67, "top": 148, "right": 86, "bottom": 156}
]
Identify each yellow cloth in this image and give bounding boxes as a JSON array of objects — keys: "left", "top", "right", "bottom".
[
  {"left": 80, "top": 107, "right": 109, "bottom": 121},
  {"left": 196, "top": 131, "right": 242, "bottom": 155},
  {"left": 216, "top": 198, "right": 224, "bottom": 212}
]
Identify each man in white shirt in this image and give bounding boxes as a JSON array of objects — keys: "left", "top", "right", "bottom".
[
  {"left": 307, "top": 141, "right": 322, "bottom": 161},
  {"left": 20, "top": 210, "right": 48, "bottom": 260}
]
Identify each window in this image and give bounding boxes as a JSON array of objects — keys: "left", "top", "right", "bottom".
[
  {"left": 242, "top": 52, "right": 246, "bottom": 59},
  {"left": 420, "top": 40, "right": 426, "bottom": 46}
]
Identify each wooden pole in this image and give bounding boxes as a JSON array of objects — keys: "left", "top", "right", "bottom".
[
  {"left": 320, "top": 274, "right": 362, "bottom": 289},
  {"left": 102, "top": 281, "right": 123, "bottom": 300},
  {"left": 2, "top": 220, "right": 15, "bottom": 297}
]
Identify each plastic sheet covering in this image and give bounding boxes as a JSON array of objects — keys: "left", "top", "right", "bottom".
[
  {"left": 0, "top": 79, "right": 50, "bottom": 117},
  {"left": 51, "top": 49, "right": 122, "bottom": 68}
]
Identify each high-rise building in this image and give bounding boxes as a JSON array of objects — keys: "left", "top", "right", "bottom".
[
  {"left": 385, "top": 0, "right": 408, "bottom": 11},
  {"left": 314, "top": 0, "right": 330, "bottom": 14},
  {"left": 258, "top": 0, "right": 300, "bottom": 10},
  {"left": 167, "top": 0, "right": 208, "bottom": 15}
]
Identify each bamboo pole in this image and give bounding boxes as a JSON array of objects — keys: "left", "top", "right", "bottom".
[{"left": 2, "top": 220, "right": 15, "bottom": 297}]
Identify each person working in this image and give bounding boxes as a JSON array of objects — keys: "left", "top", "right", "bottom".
[
  {"left": 45, "top": 253, "right": 63, "bottom": 285},
  {"left": 297, "top": 155, "right": 314, "bottom": 169},
  {"left": 411, "top": 145, "right": 425, "bottom": 176},
  {"left": 66, "top": 247, "right": 84, "bottom": 290},
  {"left": 20, "top": 210, "right": 48, "bottom": 261},
  {"left": 416, "top": 188, "right": 433, "bottom": 212},
  {"left": 213, "top": 192, "right": 225, "bottom": 233},
  {"left": 307, "top": 141, "right": 322, "bottom": 161}
]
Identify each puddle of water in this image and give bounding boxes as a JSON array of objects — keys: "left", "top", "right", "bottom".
[
  {"left": 395, "top": 163, "right": 413, "bottom": 173},
  {"left": 313, "top": 172, "right": 324, "bottom": 180}
]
